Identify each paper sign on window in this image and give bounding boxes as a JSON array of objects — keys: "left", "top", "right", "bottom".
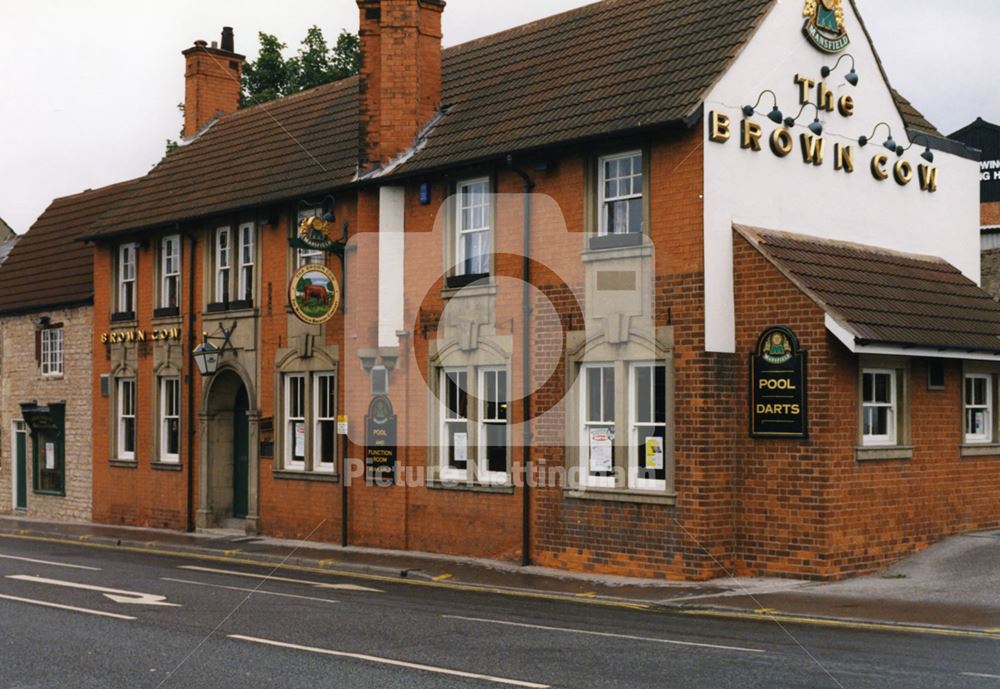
[
  {"left": 45, "top": 442, "right": 56, "bottom": 470},
  {"left": 644, "top": 436, "right": 664, "bottom": 470},
  {"left": 454, "top": 433, "right": 468, "bottom": 464},
  {"left": 294, "top": 424, "right": 306, "bottom": 457},
  {"left": 589, "top": 428, "right": 613, "bottom": 474}
]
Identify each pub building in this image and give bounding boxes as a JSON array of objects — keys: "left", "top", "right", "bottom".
[{"left": 79, "top": 0, "right": 999, "bottom": 581}]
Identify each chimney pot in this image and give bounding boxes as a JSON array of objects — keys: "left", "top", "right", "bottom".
[
  {"left": 221, "top": 26, "right": 235, "bottom": 53},
  {"left": 210, "top": 41, "right": 218, "bottom": 49},
  {"left": 194, "top": 40, "right": 208, "bottom": 48}
]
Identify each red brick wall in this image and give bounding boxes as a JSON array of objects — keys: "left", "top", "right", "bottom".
[{"left": 183, "top": 46, "right": 243, "bottom": 137}]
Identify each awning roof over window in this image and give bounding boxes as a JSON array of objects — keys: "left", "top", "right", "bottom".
[{"left": 736, "top": 225, "right": 1000, "bottom": 356}]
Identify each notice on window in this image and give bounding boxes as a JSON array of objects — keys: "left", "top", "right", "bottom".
[
  {"left": 294, "top": 424, "right": 306, "bottom": 457},
  {"left": 645, "top": 436, "right": 664, "bottom": 470},
  {"left": 589, "top": 428, "right": 613, "bottom": 474},
  {"left": 454, "top": 433, "right": 468, "bottom": 464},
  {"left": 45, "top": 442, "right": 56, "bottom": 470},
  {"left": 337, "top": 415, "right": 349, "bottom": 436}
]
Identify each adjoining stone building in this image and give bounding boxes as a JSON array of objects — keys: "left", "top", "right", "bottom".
[
  {"left": 0, "top": 181, "right": 136, "bottom": 520},
  {"left": 81, "top": 0, "right": 1000, "bottom": 581}
]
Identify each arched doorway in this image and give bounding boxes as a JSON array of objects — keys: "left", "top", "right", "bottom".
[{"left": 198, "top": 368, "right": 258, "bottom": 531}]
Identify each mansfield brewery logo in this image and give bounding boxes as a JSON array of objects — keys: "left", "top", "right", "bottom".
[
  {"left": 762, "top": 330, "right": 793, "bottom": 365},
  {"left": 803, "top": 0, "right": 849, "bottom": 53}
]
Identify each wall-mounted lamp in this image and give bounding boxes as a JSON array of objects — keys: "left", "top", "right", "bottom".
[
  {"left": 742, "top": 90, "right": 784, "bottom": 124},
  {"left": 192, "top": 322, "right": 238, "bottom": 377},
  {"left": 784, "top": 103, "right": 824, "bottom": 136},
  {"left": 821, "top": 53, "right": 859, "bottom": 87},
  {"left": 35, "top": 315, "right": 51, "bottom": 328},
  {"left": 858, "top": 122, "right": 897, "bottom": 152},
  {"left": 895, "top": 133, "right": 936, "bottom": 163}
]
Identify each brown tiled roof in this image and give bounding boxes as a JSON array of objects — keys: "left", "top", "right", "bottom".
[
  {"left": 91, "top": 0, "right": 773, "bottom": 237},
  {"left": 0, "top": 180, "right": 139, "bottom": 315},
  {"left": 89, "top": 77, "right": 359, "bottom": 238},
  {"left": 891, "top": 89, "right": 940, "bottom": 137},
  {"left": 737, "top": 225, "right": 1000, "bottom": 353},
  {"left": 396, "top": 0, "right": 774, "bottom": 175}
]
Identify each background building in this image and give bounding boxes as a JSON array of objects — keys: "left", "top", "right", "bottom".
[{"left": 949, "top": 117, "right": 1000, "bottom": 297}]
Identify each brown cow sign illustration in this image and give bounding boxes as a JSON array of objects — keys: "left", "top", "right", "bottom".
[{"left": 289, "top": 264, "right": 341, "bottom": 325}]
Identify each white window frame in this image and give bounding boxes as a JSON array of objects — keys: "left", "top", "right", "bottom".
[
  {"left": 439, "top": 368, "right": 470, "bottom": 482},
  {"left": 455, "top": 178, "right": 491, "bottom": 277},
  {"left": 628, "top": 362, "right": 667, "bottom": 491},
  {"left": 579, "top": 363, "right": 616, "bottom": 488},
  {"left": 159, "top": 377, "right": 181, "bottom": 464},
  {"left": 598, "top": 151, "right": 643, "bottom": 236},
  {"left": 215, "top": 226, "right": 231, "bottom": 304},
  {"left": 160, "top": 235, "right": 181, "bottom": 309},
  {"left": 862, "top": 368, "right": 897, "bottom": 446},
  {"left": 284, "top": 373, "right": 306, "bottom": 471},
  {"left": 118, "top": 243, "right": 136, "bottom": 313},
  {"left": 40, "top": 327, "right": 64, "bottom": 377},
  {"left": 238, "top": 222, "right": 255, "bottom": 303},
  {"left": 313, "top": 372, "right": 337, "bottom": 474},
  {"left": 296, "top": 209, "right": 326, "bottom": 268},
  {"left": 964, "top": 373, "right": 993, "bottom": 444},
  {"left": 477, "top": 367, "right": 510, "bottom": 485},
  {"left": 117, "top": 378, "right": 136, "bottom": 461}
]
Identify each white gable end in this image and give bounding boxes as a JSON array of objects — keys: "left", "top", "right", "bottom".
[{"left": 702, "top": 0, "right": 980, "bottom": 353}]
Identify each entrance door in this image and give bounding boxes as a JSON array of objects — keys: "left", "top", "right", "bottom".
[
  {"left": 14, "top": 421, "right": 27, "bottom": 510},
  {"left": 233, "top": 387, "right": 250, "bottom": 519}
]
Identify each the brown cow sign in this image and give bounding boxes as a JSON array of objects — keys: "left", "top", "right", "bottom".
[{"left": 289, "top": 264, "right": 341, "bottom": 325}]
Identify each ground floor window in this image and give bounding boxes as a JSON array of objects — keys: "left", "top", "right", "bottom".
[
  {"left": 629, "top": 363, "right": 667, "bottom": 490},
  {"left": 20, "top": 403, "right": 66, "bottom": 496},
  {"left": 437, "top": 366, "right": 510, "bottom": 484},
  {"left": 964, "top": 373, "right": 993, "bottom": 444},
  {"left": 159, "top": 377, "right": 181, "bottom": 463},
  {"left": 862, "top": 369, "right": 896, "bottom": 446},
  {"left": 581, "top": 364, "right": 616, "bottom": 488},
  {"left": 117, "top": 378, "right": 136, "bottom": 460},
  {"left": 281, "top": 371, "right": 337, "bottom": 473}
]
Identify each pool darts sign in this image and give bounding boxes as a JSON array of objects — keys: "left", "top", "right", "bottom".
[
  {"left": 289, "top": 264, "right": 341, "bottom": 325},
  {"left": 750, "top": 327, "right": 808, "bottom": 439}
]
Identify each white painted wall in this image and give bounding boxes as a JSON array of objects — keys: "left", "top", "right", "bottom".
[
  {"left": 703, "top": 1, "right": 980, "bottom": 353},
  {"left": 378, "top": 186, "right": 406, "bottom": 348}
]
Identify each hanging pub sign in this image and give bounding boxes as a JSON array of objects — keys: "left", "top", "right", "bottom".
[
  {"left": 289, "top": 264, "right": 341, "bottom": 325},
  {"left": 750, "top": 327, "right": 808, "bottom": 439},
  {"left": 365, "top": 395, "right": 397, "bottom": 481},
  {"left": 802, "top": 0, "right": 849, "bottom": 54},
  {"left": 293, "top": 215, "right": 341, "bottom": 253}
]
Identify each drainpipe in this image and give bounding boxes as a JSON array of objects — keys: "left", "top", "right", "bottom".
[
  {"left": 183, "top": 229, "right": 197, "bottom": 532},
  {"left": 507, "top": 155, "right": 535, "bottom": 567}
]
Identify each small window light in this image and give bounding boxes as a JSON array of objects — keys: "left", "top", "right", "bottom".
[
  {"left": 371, "top": 366, "right": 388, "bottom": 396},
  {"left": 928, "top": 362, "right": 945, "bottom": 390}
]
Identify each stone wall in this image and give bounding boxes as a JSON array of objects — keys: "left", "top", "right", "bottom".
[{"left": 0, "top": 305, "right": 93, "bottom": 520}]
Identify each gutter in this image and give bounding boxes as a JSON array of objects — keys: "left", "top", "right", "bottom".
[
  {"left": 182, "top": 229, "right": 198, "bottom": 532},
  {"left": 506, "top": 155, "right": 535, "bottom": 568}
]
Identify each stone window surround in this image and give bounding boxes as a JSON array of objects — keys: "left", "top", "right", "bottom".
[
  {"left": 563, "top": 325, "right": 676, "bottom": 504},
  {"left": 274, "top": 344, "right": 340, "bottom": 480},
  {"left": 427, "top": 335, "right": 514, "bottom": 491},
  {"left": 856, "top": 355, "right": 912, "bottom": 462},
  {"left": 960, "top": 360, "right": 1000, "bottom": 458}
]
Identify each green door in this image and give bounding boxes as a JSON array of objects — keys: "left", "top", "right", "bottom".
[
  {"left": 233, "top": 387, "right": 250, "bottom": 519},
  {"left": 15, "top": 424, "right": 27, "bottom": 510}
]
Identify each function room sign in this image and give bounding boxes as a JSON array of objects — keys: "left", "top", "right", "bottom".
[
  {"left": 365, "top": 395, "right": 397, "bottom": 481},
  {"left": 750, "top": 327, "right": 808, "bottom": 439}
]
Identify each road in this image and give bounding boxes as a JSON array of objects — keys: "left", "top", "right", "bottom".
[{"left": 0, "top": 536, "right": 996, "bottom": 689}]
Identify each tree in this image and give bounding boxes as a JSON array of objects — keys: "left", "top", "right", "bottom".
[{"left": 241, "top": 27, "right": 359, "bottom": 108}]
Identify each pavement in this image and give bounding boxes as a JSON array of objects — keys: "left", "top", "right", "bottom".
[
  {"left": 0, "top": 516, "right": 997, "bottom": 637},
  {"left": 0, "top": 530, "right": 997, "bottom": 688}
]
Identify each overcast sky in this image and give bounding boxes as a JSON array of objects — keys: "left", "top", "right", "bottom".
[{"left": 1, "top": 0, "right": 997, "bottom": 233}]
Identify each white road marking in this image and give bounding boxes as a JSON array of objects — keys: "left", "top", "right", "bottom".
[
  {"left": 161, "top": 577, "right": 339, "bottom": 604},
  {"left": 0, "top": 553, "right": 101, "bottom": 571},
  {"left": 177, "top": 565, "right": 382, "bottom": 592},
  {"left": 962, "top": 673, "right": 1000, "bottom": 680},
  {"left": 0, "top": 593, "right": 136, "bottom": 620},
  {"left": 443, "top": 615, "right": 766, "bottom": 654},
  {"left": 6, "top": 574, "right": 180, "bottom": 607},
  {"left": 228, "top": 635, "right": 550, "bottom": 688}
]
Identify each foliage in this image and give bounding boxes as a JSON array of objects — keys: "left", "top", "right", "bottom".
[{"left": 241, "top": 27, "right": 359, "bottom": 108}]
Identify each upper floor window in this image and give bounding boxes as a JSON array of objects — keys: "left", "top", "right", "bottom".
[
  {"left": 40, "top": 327, "right": 64, "bottom": 377},
  {"left": 117, "top": 244, "right": 136, "bottom": 315},
  {"left": 598, "top": 152, "right": 643, "bottom": 236},
  {"left": 160, "top": 235, "right": 181, "bottom": 310},
  {"left": 456, "top": 179, "right": 491, "bottom": 276},
  {"left": 964, "top": 374, "right": 993, "bottom": 444},
  {"left": 238, "top": 223, "right": 255, "bottom": 303},
  {"left": 862, "top": 369, "right": 896, "bottom": 446},
  {"left": 214, "top": 226, "right": 231, "bottom": 304}
]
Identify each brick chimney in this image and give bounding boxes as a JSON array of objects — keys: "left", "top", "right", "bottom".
[
  {"left": 357, "top": 0, "right": 445, "bottom": 168},
  {"left": 182, "top": 27, "right": 245, "bottom": 138}
]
